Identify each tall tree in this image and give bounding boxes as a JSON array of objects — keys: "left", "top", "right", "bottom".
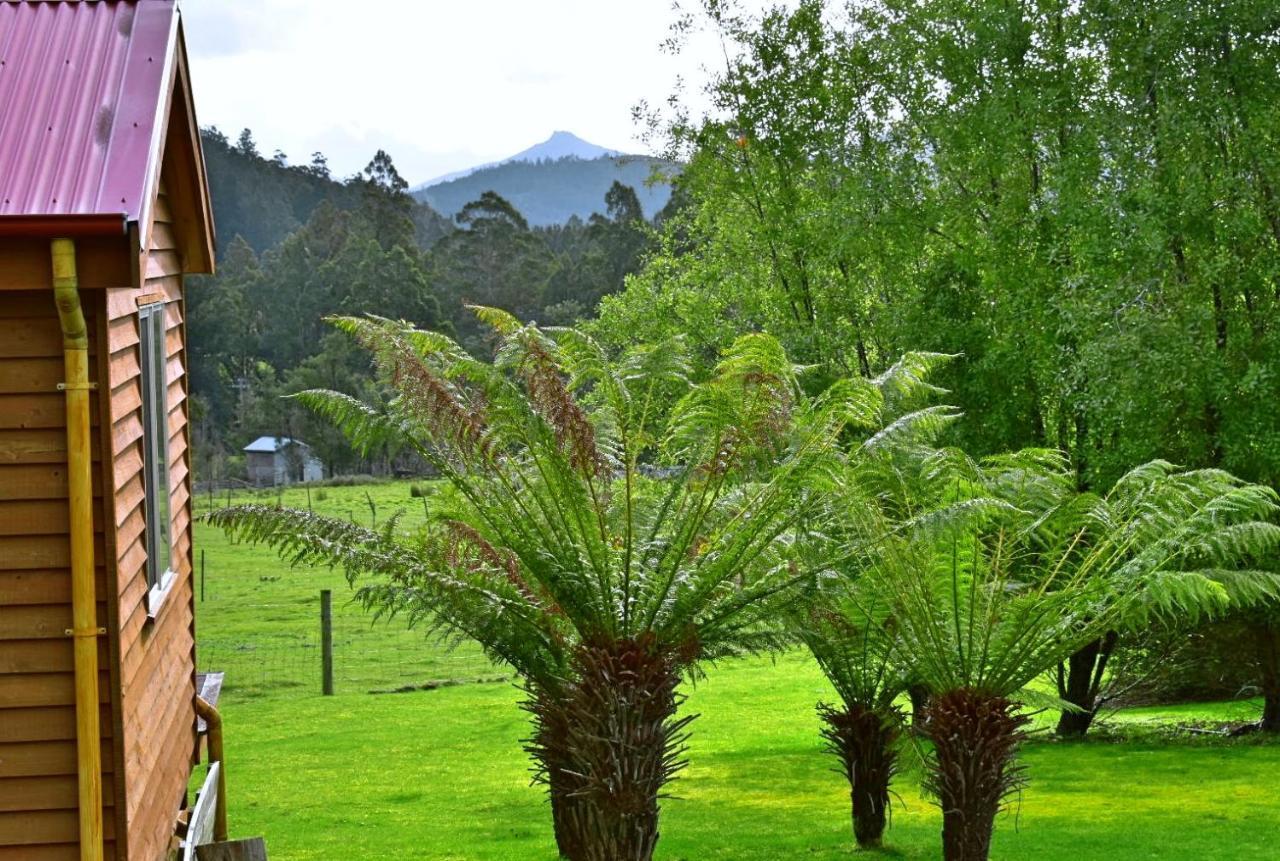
[{"left": 360, "top": 149, "right": 416, "bottom": 250}]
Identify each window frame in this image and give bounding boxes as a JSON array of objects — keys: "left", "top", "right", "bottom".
[{"left": 139, "top": 301, "right": 176, "bottom": 617}]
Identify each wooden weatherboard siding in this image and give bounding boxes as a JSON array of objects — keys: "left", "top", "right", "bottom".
[
  {"left": 109, "top": 182, "right": 199, "bottom": 861},
  {"left": 0, "top": 290, "right": 117, "bottom": 860}
]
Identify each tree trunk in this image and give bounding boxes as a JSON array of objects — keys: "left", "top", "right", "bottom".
[
  {"left": 908, "top": 683, "right": 931, "bottom": 736},
  {"left": 524, "top": 688, "right": 584, "bottom": 859},
  {"left": 526, "top": 636, "right": 691, "bottom": 861},
  {"left": 1253, "top": 621, "right": 1280, "bottom": 734},
  {"left": 926, "top": 689, "right": 1029, "bottom": 861},
  {"left": 818, "top": 703, "right": 900, "bottom": 849},
  {"left": 548, "top": 760, "right": 584, "bottom": 859},
  {"left": 1055, "top": 631, "right": 1118, "bottom": 738}
]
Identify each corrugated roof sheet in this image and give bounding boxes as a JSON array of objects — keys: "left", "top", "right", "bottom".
[
  {"left": 244, "top": 437, "right": 311, "bottom": 453},
  {"left": 0, "top": 0, "right": 179, "bottom": 221}
]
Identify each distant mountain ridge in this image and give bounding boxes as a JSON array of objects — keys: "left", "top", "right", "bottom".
[
  {"left": 417, "top": 131, "right": 622, "bottom": 189},
  {"left": 413, "top": 131, "right": 677, "bottom": 227}
]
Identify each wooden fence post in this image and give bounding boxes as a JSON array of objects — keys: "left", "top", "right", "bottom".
[{"left": 321, "top": 589, "right": 334, "bottom": 696}]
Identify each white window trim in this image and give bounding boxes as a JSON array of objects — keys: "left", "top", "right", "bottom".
[
  {"left": 139, "top": 301, "right": 177, "bottom": 619},
  {"left": 146, "top": 568, "right": 178, "bottom": 619}
]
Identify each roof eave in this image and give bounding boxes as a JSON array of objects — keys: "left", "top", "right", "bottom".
[{"left": 174, "top": 20, "right": 216, "bottom": 273}]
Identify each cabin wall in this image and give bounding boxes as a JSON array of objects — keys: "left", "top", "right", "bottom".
[
  {"left": 0, "top": 289, "right": 118, "bottom": 859},
  {"left": 107, "top": 183, "right": 197, "bottom": 861}
]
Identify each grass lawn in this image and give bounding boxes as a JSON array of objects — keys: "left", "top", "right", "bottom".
[{"left": 194, "top": 481, "right": 1278, "bottom": 860}]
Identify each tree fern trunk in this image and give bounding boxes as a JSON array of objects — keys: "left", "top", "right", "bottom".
[
  {"left": 926, "top": 690, "right": 1029, "bottom": 861},
  {"left": 818, "top": 703, "right": 899, "bottom": 848},
  {"left": 549, "top": 773, "right": 583, "bottom": 859},
  {"left": 532, "top": 636, "right": 691, "bottom": 861},
  {"left": 524, "top": 688, "right": 584, "bottom": 859}
]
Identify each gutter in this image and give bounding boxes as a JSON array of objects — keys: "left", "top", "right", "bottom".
[
  {"left": 51, "top": 238, "right": 106, "bottom": 861},
  {"left": 0, "top": 213, "right": 127, "bottom": 238}
]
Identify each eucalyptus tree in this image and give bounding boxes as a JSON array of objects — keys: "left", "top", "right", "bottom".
[
  {"left": 872, "top": 451, "right": 1280, "bottom": 861},
  {"left": 208, "top": 312, "right": 863, "bottom": 861}
]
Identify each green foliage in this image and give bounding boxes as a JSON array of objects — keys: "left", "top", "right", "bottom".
[
  {"left": 605, "top": 0, "right": 1280, "bottom": 491},
  {"left": 201, "top": 127, "right": 450, "bottom": 256},
  {"left": 191, "top": 132, "right": 661, "bottom": 480},
  {"left": 864, "top": 454, "right": 1280, "bottom": 699}
]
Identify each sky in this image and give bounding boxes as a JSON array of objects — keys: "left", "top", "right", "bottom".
[{"left": 180, "top": 0, "right": 740, "bottom": 187}]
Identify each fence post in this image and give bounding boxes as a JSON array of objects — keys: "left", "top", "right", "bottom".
[{"left": 321, "top": 589, "right": 334, "bottom": 696}]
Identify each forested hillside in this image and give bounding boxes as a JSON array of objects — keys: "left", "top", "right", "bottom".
[
  {"left": 201, "top": 128, "right": 452, "bottom": 251},
  {"left": 188, "top": 130, "right": 663, "bottom": 480},
  {"left": 415, "top": 154, "right": 676, "bottom": 226}
]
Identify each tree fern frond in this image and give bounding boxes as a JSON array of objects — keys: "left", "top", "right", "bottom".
[
  {"left": 861, "top": 405, "right": 960, "bottom": 455},
  {"left": 289, "top": 389, "right": 406, "bottom": 459},
  {"left": 467, "top": 304, "right": 523, "bottom": 336}
]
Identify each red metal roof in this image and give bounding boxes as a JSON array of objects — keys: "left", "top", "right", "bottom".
[{"left": 0, "top": 0, "right": 179, "bottom": 227}]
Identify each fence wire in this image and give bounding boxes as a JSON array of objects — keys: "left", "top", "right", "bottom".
[
  {"left": 195, "top": 598, "right": 506, "bottom": 699},
  {"left": 192, "top": 480, "right": 513, "bottom": 700}
]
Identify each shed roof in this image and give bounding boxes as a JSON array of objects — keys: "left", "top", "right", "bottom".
[
  {"left": 0, "top": 0, "right": 213, "bottom": 267},
  {"left": 243, "top": 437, "right": 311, "bottom": 454}
]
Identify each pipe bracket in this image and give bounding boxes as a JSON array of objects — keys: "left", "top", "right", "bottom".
[
  {"left": 57, "top": 381, "right": 98, "bottom": 391},
  {"left": 65, "top": 627, "right": 107, "bottom": 638}
]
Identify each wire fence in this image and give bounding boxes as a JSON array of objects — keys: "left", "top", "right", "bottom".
[
  {"left": 191, "top": 479, "right": 515, "bottom": 700},
  {"left": 196, "top": 609, "right": 507, "bottom": 699}
]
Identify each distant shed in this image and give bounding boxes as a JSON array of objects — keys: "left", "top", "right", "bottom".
[
  {"left": 242, "top": 437, "right": 324, "bottom": 486},
  {"left": 0, "top": 2, "right": 223, "bottom": 860}
]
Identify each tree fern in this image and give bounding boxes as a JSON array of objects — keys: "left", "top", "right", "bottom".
[
  {"left": 864, "top": 451, "right": 1280, "bottom": 861},
  {"left": 207, "top": 313, "right": 855, "bottom": 861}
]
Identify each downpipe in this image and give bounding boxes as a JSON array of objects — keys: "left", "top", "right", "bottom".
[
  {"left": 193, "top": 696, "right": 229, "bottom": 842},
  {"left": 51, "top": 238, "right": 105, "bottom": 861}
]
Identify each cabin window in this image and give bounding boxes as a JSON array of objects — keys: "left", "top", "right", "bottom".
[{"left": 140, "top": 303, "right": 175, "bottom": 612}]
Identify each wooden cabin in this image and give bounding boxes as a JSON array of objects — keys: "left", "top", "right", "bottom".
[{"left": 0, "top": 2, "right": 226, "bottom": 859}]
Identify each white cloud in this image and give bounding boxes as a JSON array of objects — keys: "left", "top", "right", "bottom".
[{"left": 180, "top": 0, "right": 739, "bottom": 184}]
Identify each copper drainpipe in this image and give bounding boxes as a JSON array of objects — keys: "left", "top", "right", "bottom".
[
  {"left": 51, "top": 238, "right": 105, "bottom": 861},
  {"left": 194, "top": 696, "right": 229, "bottom": 841}
]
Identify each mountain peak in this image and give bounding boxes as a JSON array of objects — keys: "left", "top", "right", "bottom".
[
  {"left": 509, "top": 131, "right": 622, "bottom": 165},
  {"left": 417, "top": 131, "right": 625, "bottom": 189}
]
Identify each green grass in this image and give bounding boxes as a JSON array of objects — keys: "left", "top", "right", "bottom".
[
  {"left": 194, "top": 480, "right": 499, "bottom": 700},
  {"left": 195, "top": 481, "right": 1278, "bottom": 860}
]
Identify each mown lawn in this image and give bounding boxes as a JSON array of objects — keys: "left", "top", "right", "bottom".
[{"left": 194, "top": 481, "right": 1278, "bottom": 860}]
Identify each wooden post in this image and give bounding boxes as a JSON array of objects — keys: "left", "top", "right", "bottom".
[{"left": 321, "top": 590, "right": 334, "bottom": 696}]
